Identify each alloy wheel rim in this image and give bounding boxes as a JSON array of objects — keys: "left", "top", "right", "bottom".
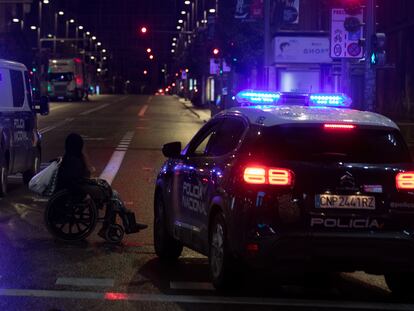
[
  {"left": 1, "top": 167, "right": 6, "bottom": 194},
  {"left": 211, "top": 223, "right": 224, "bottom": 279},
  {"left": 155, "top": 200, "right": 164, "bottom": 241},
  {"left": 34, "top": 156, "right": 40, "bottom": 174}
]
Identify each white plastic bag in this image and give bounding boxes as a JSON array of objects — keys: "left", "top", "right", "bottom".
[{"left": 29, "top": 159, "right": 61, "bottom": 196}]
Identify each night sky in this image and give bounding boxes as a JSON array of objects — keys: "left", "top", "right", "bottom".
[{"left": 53, "top": 0, "right": 178, "bottom": 79}]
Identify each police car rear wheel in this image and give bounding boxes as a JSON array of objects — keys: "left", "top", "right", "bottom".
[
  {"left": 385, "top": 272, "right": 414, "bottom": 297},
  {"left": 0, "top": 163, "right": 8, "bottom": 197},
  {"left": 209, "top": 213, "right": 240, "bottom": 291},
  {"left": 154, "top": 194, "right": 183, "bottom": 261}
]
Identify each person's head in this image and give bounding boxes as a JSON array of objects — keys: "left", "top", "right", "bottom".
[{"left": 64, "top": 133, "right": 84, "bottom": 157}]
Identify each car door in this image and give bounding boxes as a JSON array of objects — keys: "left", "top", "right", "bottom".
[
  {"left": 23, "top": 71, "right": 37, "bottom": 170},
  {"left": 173, "top": 119, "right": 223, "bottom": 248},
  {"left": 0, "top": 67, "right": 14, "bottom": 170},
  {"left": 9, "top": 69, "right": 27, "bottom": 172},
  {"left": 181, "top": 117, "right": 248, "bottom": 251}
]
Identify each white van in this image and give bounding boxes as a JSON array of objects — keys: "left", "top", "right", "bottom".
[{"left": 0, "top": 59, "right": 49, "bottom": 197}]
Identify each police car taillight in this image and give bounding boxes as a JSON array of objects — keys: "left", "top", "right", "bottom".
[
  {"left": 396, "top": 172, "right": 414, "bottom": 190},
  {"left": 324, "top": 124, "right": 356, "bottom": 130},
  {"left": 243, "top": 167, "right": 293, "bottom": 186}
]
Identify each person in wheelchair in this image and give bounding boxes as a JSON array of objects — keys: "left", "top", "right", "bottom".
[{"left": 55, "top": 133, "right": 147, "bottom": 239}]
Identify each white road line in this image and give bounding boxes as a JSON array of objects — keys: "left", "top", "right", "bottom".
[
  {"left": 99, "top": 131, "right": 134, "bottom": 185},
  {"left": 170, "top": 282, "right": 214, "bottom": 291},
  {"left": 39, "top": 118, "right": 74, "bottom": 134},
  {"left": 80, "top": 103, "right": 110, "bottom": 116},
  {"left": 138, "top": 105, "right": 149, "bottom": 117},
  {"left": 0, "top": 289, "right": 412, "bottom": 310},
  {"left": 56, "top": 278, "right": 114, "bottom": 288},
  {"left": 49, "top": 104, "right": 68, "bottom": 112}
]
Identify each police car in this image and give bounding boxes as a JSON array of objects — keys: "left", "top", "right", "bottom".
[
  {"left": 154, "top": 90, "right": 414, "bottom": 295},
  {"left": 0, "top": 59, "right": 49, "bottom": 197}
]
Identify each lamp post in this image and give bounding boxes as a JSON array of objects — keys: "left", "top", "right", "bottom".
[{"left": 54, "top": 10, "right": 64, "bottom": 55}]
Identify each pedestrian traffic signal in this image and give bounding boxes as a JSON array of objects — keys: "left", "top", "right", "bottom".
[{"left": 371, "top": 33, "right": 386, "bottom": 66}]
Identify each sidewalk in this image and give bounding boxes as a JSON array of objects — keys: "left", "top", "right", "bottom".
[{"left": 177, "top": 97, "right": 211, "bottom": 122}]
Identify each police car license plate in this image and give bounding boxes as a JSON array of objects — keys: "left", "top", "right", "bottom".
[{"left": 315, "top": 195, "right": 375, "bottom": 210}]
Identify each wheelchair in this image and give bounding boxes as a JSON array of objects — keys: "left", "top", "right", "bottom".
[{"left": 44, "top": 189, "right": 125, "bottom": 244}]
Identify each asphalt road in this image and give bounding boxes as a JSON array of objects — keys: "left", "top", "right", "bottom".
[{"left": 0, "top": 94, "right": 413, "bottom": 311}]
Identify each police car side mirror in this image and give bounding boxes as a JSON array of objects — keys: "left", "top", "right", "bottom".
[
  {"left": 36, "top": 96, "right": 50, "bottom": 116},
  {"left": 162, "top": 142, "right": 182, "bottom": 158}
]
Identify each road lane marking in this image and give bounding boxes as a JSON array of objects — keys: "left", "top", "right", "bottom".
[
  {"left": 39, "top": 118, "right": 74, "bottom": 134},
  {"left": 49, "top": 104, "right": 68, "bottom": 112},
  {"left": 56, "top": 278, "right": 114, "bottom": 288},
  {"left": 138, "top": 105, "right": 149, "bottom": 117},
  {"left": 170, "top": 282, "right": 214, "bottom": 291},
  {"left": 0, "top": 288, "right": 412, "bottom": 310},
  {"left": 80, "top": 103, "right": 110, "bottom": 116},
  {"left": 99, "top": 131, "right": 134, "bottom": 185}
]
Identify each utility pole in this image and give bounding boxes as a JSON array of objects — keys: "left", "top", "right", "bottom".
[
  {"left": 264, "top": 0, "right": 271, "bottom": 90},
  {"left": 364, "top": 0, "right": 376, "bottom": 111}
]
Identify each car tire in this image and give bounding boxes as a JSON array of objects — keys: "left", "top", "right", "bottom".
[
  {"left": 0, "top": 157, "right": 9, "bottom": 198},
  {"left": 385, "top": 272, "right": 414, "bottom": 297},
  {"left": 154, "top": 193, "right": 183, "bottom": 261},
  {"left": 23, "top": 149, "right": 41, "bottom": 185},
  {"left": 209, "top": 212, "right": 240, "bottom": 291}
]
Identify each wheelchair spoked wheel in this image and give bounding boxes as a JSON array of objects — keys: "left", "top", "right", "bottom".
[
  {"left": 105, "top": 224, "right": 124, "bottom": 244},
  {"left": 45, "top": 190, "right": 98, "bottom": 242}
]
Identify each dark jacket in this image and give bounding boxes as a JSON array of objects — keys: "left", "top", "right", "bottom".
[
  {"left": 56, "top": 133, "right": 91, "bottom": 191},
  {"left": 56, "top": 154, "right": 91, "bottom": 191}
]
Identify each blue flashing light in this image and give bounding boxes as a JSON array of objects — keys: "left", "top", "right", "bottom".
[
  {"left": 236, "top": 90, "right": 281, "bottom": 104},
  {"left": 309, "top": 93, "right": 351, "bottom": 107}
]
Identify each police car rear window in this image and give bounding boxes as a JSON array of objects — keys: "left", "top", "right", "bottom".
[{"left": 256, "top": 126, "right": 411, "bottom": 164}]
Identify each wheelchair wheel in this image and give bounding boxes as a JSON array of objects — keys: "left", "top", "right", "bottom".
[
  {"left": 105, "top": 224, "right": 124, "bottom": 244},
  {"left": 45, "top": 190, "right": 98, "bottom": 242}
]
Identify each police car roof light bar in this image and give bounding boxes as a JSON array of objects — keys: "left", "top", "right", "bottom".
[
  {"left": 309, "top": 93, "right": 352, "bottom": 107},
  {"left": 236, "top": 90, "right": 281, "bottom": 105}
]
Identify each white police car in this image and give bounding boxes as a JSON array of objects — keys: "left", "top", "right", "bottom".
[
  {"left": 0, "top": 59, "right": 49, "bottom": 197},
  {"left": 155, "top": 90, "right": 414, "bottom": 295}
]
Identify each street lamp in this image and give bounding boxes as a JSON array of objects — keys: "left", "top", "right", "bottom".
[
  {"left": 209, "top": 8, "right": 216, "bottom": 13},
  {"left": 181, "top": 10, "right": 186, "bottom": 15},
  {"left": 38, "top": 0, "right": 50, "bottom": 52},
  {"left": 184, "top": 1, "right": 191, "bottom": 5},
  {"left": 146, "top": 48, "right": 152, "bottom": 53},
  {"left": 54, "top": 11, "right": 65, "bottom": 54},
  {"left": 30, "top": 25, "right": 37, "bottom": 30}
]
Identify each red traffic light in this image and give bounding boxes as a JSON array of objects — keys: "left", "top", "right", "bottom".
[
  {"left": 213, "top": 48, "right": 220, "bottom": 55},
  {"left": 140, "top": 27, "right": 148, "bottom": 34}
]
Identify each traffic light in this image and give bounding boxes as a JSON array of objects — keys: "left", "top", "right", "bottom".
[
  {"left": 213, "top": 48, "right": 220, "bottom": 56},
  {"left": 371, "top": 33, "right": 386, "bottom": 66}
]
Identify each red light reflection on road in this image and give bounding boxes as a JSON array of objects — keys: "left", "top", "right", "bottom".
[{"left": 105, "top": 292, "right": 128, "bottom": 300}]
